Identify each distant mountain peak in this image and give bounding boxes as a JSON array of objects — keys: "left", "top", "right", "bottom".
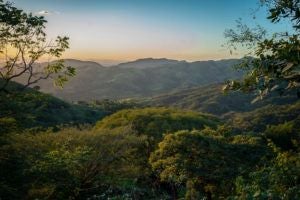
[
  {"left": 135, "top": 57, "right": 175, "bottom": 61},
  {"left": 117, "top": 57, "right": 186, "bottom": 69}
]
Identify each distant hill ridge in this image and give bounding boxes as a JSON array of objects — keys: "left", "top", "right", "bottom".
[
  {"left": 63, "top": 59, "right": 104, "bottom": 68},
  {"left": 144, "top": 83, "right": 299, "bottom": 116},
  {"left": 116, "top": 58, "right": 187, "bottom": 69},
  {"left": 16, "top": 58, "right": 244, "bottom": 101}
]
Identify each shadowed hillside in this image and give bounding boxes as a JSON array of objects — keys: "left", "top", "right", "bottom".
[
  {"left": 0, "top": 80, "right": 136, "bottom": 134},
  {"left": 18, "top": 58, "right": 243, "bottom": 101},
  {"left": 144, "top": 83, "right": 299, "bottom": 116}
]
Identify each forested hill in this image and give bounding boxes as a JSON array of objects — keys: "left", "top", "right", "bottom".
[
  {"left": 143, "top": 83, "right": 299, "bottom": 116},
  {"left": 143, "top": 83, "right": 300, "bottom": 132},
  {"left": 0, "top": 80, "right": 136, "bottom": 133},
  {"left": 18, "top": 58, "right": 243, "bottom": 101}
]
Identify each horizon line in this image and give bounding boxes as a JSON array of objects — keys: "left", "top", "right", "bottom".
[{"left": 60, "top": 56, "right": 243, "bottom": 66}]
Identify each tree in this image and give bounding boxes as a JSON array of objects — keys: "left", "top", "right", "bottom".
[
  {"left": 223, "top": 0, "right": 300, "bottom": 100},
  {"left": 0, "top": 0, "right": 75, "bottom": 93},
  {"left": 149, "top": 130, "right": 236, "bottom": 199},
  {"left": 0, "top": 128, "right": 148, "bottom": 199},
  {"left": 149, "top": 129, "right": 268, "bottom": 199},
  {"left": 230, "top": 142, "right": 300, "bottom": 199}
]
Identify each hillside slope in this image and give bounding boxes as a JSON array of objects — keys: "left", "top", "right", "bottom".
[
  {"left": 20, "top": 58, "right": 243, "bottom": 101},
  {"left": 144, "top": 84, "right": 299, "bottom": 116},
  {"left": 143, "top": 83, "right": 300, "bottom": 132},
  {"left": 0, "top": 80, "right": 105, "bottom": 133}
]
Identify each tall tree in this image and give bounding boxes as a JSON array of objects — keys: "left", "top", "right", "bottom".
[
  {"left": 0, "top": 0, "right": 75, "bottom": 93},
  {"left": 149, "top": 130, "right": 236, "bottom": 199}
]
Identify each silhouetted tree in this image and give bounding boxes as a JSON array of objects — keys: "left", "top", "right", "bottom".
[{"left": 0, "top": 0, "right": 75, "bottom": 93}]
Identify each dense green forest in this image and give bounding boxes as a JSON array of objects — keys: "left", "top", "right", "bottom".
[
  {"left": 1, "top": 0, "right": 300, "bottom": 199},
  {"left": 1, "top": 82, "right": 299, "bottom": 199}
]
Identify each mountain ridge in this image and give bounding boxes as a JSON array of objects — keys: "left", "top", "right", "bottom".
[
  {"left": 116, "top": 57, "right": 187, "bottom": 69},
  {"left": 16, "top": 58, "right": 244, "bottom": 101}
]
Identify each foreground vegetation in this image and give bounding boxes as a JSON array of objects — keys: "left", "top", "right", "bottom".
[
  {"left": 1, "top": 86, "right": 299, "bottom": 199},
  {"left": 0, "top": 79, "right": 299, "bottom": 200}
]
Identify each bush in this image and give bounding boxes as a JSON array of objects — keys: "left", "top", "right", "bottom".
[{"left": 265, "top": 122, "right": 299, "bottom": 150}]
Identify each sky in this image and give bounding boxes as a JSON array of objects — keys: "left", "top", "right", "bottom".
[{"left": 10, "top": 0, "right": 290, "bottom": 63}]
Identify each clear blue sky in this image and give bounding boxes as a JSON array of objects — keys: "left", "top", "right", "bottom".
[{"left": 11, "top": 0, "right": 289, "bottom": 61}]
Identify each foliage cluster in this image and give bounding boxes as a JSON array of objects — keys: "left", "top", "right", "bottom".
[
  {"left": 224, "top": 0, "right": 300, "bottom": 100},
  {"left": 1, "top": 103, "right": 299, "bottom": 199},
  {"left": 0, "top": 0, "right": 75, "bottom": 93}
]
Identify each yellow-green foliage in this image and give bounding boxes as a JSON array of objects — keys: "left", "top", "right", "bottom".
[
  {"left": 0, "top": 128, "right": 148, "bottom": 199},
  {"left": 231, "top": 143, "right": 300, "bottom": 199},
  {"left": 95, "top": 107, "right": 219, "bottom": 139},
  {"left": 149, "top": 130, "right": 269, "bottom": 199},
  {"left": 94, "top": 107, "right": 221, "bottom": 193},
  {"left": 0, "top": 117, "right": 18, "bottom": 133},
  {"left": 265, "top": 122, "right": 299, "bottom": 150}
]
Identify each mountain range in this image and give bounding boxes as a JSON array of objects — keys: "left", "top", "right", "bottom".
[{"left": 18, "top": 58, "right": 244, "bottom": 101}]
